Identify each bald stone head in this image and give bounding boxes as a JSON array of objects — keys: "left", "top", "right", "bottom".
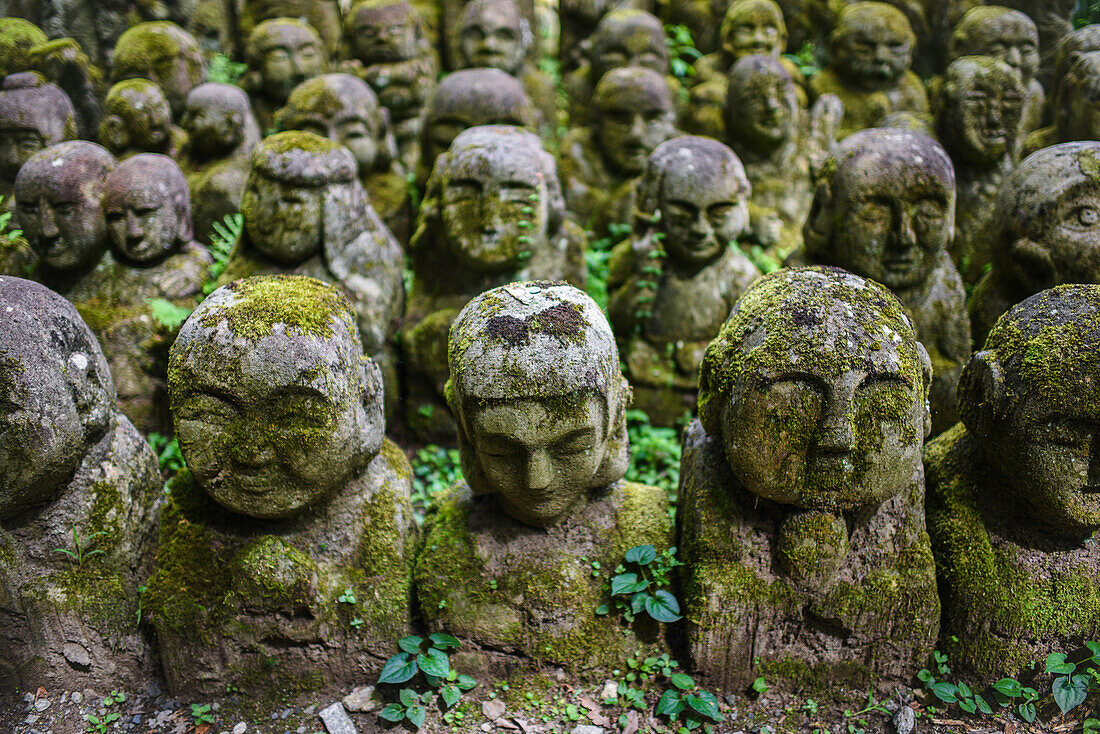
[
  {"left": 0, "top": 18, "right": 48, "bottom": 78},
  {"left": 0, "top": 275, "right": 115, "bottom": 519},
  {"left": 112, "top": 21, "right": 207, "bottom": 118},
  {"left": 345, "top": 0, "right": 424, "bottom": 64},
  {"left": 98, "top": 79, "right": 174, "bottom": 158},
  {"left": 950, "top": 6, "right": 1039, "bottom": 87},
  {"left": 725, "top": 54, "right": 799, "bottom": 151},
  {"left": 459, "top": 0, "right": 529, "bottom": 75},
  {"left": 588, "top": 10, "right": 670, "bottom": 83},
  {"left": 0, "top": 72, "right": 77, "bottom": 181},
  {"left": 245, "top": 18, "right": 326, "bottom": 105},
  {"left": 720, "top": 0, "right": 788, "bottom": 62},
  {"left": 103, "top": 154, "right": 193, "bottom": 267},
  {"left": 181, "top": 82, "right": 261, "bottom": 160},
  {"left": 592, "top": 66, "right": 676, "bottom": 176},
  {"left": 830, "top": 2, "right": 916, "bottom": 91},
  {"left": 1056, "top": 50, "right": 1100, "bottom": 142},
  {"left": 446, "top": 281, "right": 630, "bottom": 526},
  {"left": 699, "top": 266, "right": 931, "bottom": 513},
  {"left": 938, "top": 56, "right": 1024, "bottom": 167}
]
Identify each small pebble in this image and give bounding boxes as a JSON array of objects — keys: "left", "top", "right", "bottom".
[
  {"left": 70, "top": 692, "right": 83, "bottom": 704},
  {"left": 23, "top": 693, "right": 34, "bottom": 703},
  {"left": 599, "top": 680, "right": 617, "bottom": 701},
  {"left": 482, "top": 699, "right": 506, "bottom": 720},
  {"left": 34, "top": 699, "right": 51, "bottom": 712},
  {"left": 233, "top": 723, "right": 247, "bottom": 734},
  {"left": 571, "top": 726, "right": 605, "bottom": 734},
  {"left": 280, "top": 707, "right": 292, "bottom": 719},
  {"left": 893, "top": 706, "right": 915, "bottom": 734}
]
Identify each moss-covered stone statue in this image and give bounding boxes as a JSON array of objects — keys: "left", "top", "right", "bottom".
[
  {"left": 925, "top": 284, "right": 1100, "bottom": 681},
  {"left": 935, "top": 57, "right": 1025, "bottom": 284},
  {"left": 724, "top": 55, "right": 839, "bottom": 258},
  {"left": 66, "top": 154, "right": 211, "bottom": 435},
  {"left": 680, "top": 266, "right": 939, "bottom": 692},
  {"left": 404, "top": 126, "right": 586, "bottom": 442},
  {"left": 98, "top": 79, "right": 179, "bottom": 160},
  {"left": 179, "top": 82, "right": 261, "bottom": 245},
  {"left": 13, "top": 141, "right": 116, "bottom": 293},
  {"left": 1024, "top": 50, "right": 1100, "bottom": 156},
  {"left": 148, "top": 275, "right": 416, "bottom": 696},
  {"left": 809, "top": 2, "right": 929, "bottom": 139},
  {"left": 242, "top": 18, "right": 327, "bottom": 133},
  {"left": 277, "top": 73, "right": 412, "bottom": 245},
  {"left": 0, "top": 276, "right": 161, "bottom": 692},
  {"left": 219, "top": 132, "right": 404, "bottom": 422},
  {"left": 238, "top": 0, "right": 342, "bottom": 60},
  {"left": 794, "top": 129, "right": 969, "bottom": 434},
  {"left": 455, "top": 0, "right": 558, "bottom": 130},
  {"left": 341, "top": 0, "right": 439, "bottom": 173},
  {"left": 416, "top": 67, "right": 538, "bottom": 187},
  {"left": 969, "top": 142, "right": 1100, "bottom": 347},
  {"left": 0, "top": 72, "right": 77, "bottom": 206},
  {"left": 608, "top": 136, "right": 760, "bottom": 426},
  {"left": 559, "top": 66, "right": 677, "bottom": 232},
  {"left": 23, "top": 36, "right": 108, "bottom": 142},
  {"left": 559, "top": 0, "right": 655, "bottom": 73},
  {"left": 0, "top": 17, "right": 48, "bottom": 78},
  {"left": 110, "top": 21, "right": 207, "bottom": 120},
  {"left": 949, "top": 6, "right": 1044, "bottom": 134},
  {"left": 416, "top": 281, "right": 673, "bottom": 675}
]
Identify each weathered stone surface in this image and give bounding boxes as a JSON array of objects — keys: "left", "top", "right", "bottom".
[
  {"left": 681, "top": 267, "right": 939, "bottom": 693},
  {"left": 926, "top": 285, "right": 1100, "bottom": 681},
  {"left": 98, "top": 79, "right": 178, "bottom": 160},
  {"left": 1025, "top": 49, "right": 1100, "bottom": 156},
  {"left": 0, "top": 276, "right": 161, "bottom": 693},
  {"left": 608, "top": 136, "right": 760, "bottom": 426},
  {"left": 241, "top": 18, "right": 326, "bottom": 132},
  {"left": 0, "top": 72, "right": 76, "bottom": 204},
  {"left": 237, "top": 0, "right": 341, "bottom": 60},
  {"left": 969, "top": 142, "right": 1100, "bottom": 347},
  {"left": 416, "top": 283, "right": 672, "bottom": 673},
  {"left": 110, "top": 21, "right": 206, "bottom": 120},
  {"left": 795, "top": 128, "right": 970, "bottom": 434},
  {"left": 403, "top": 127, "right": 585, "bottom": 441},
  {"left": 148, "top": 275, "right": 416, "bottom": 696}
]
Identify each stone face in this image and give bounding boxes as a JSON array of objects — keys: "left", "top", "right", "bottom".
[
  {"left": 0, "top": 275, "right": 161, "bottom": 692},
  {"left": 1026, "top": 49, "right": 1100, "bottom": 156},
  {"left": 98, "top": 79, "right": 177, "bottom": 160},
  {"left": 796, "top": 128, "right": 970, "bottom": 434},
  {"left": 13, "top": 141, "right": 116, "bottom": 293},
  {"left": 681, "top": 267, "right": 939, "bottom": 692},
  {"left": 608, "top": 136, "right": 760, "bottom": 426},
  {"left": 238, "top": 0, "right": 342, "bottom": 60},
  {"left": 925, "top": 285, "right": 1100, "bottom": 681},
  {"left": 416, "top": 282, "right": 672, "bottom": 672},
  {"left": 936, "top": 56, "right": 1025, "bottom": 283},
  {"left": 221, "top": 131, "right": 404, "bottom": 422},
  {"left": 150, "top": 275, "right": 416, "bottom": 696},
  {"left": 110, "top": 21, "right": 206, "bottom": 119},
  {"left": 403, "top": 127, "right": 585, "bottom": 441},
  {"left": 969, "top": 142, "right": 1100, "bottom": 347},
  {"left": 809, "top": 2, "right": 929, "bottom": 139},
  {"left": 0, "top": 72, "right": 77, "bottom": 198},
  {"left": 242, "top": 18, "right": 327, "bottom": 132}
]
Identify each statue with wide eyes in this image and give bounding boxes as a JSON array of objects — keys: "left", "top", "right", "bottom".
[
  {"left": 146, "top": 275, "right": 416, "bottom": 696},
  {"left": 415, "top": 281, "right": 673, "bottom": 672},
  {"left": 680, "top": 267, "right": 939, "bottom": 692}
]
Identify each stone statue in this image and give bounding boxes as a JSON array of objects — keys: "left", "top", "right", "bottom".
[
  {"left": 809, "top": 2, "right": 929, "bottom": 139},
  {"left": 969, "top": 142, "right": 1100, "bottom": 347},
  {"left": 0, "top": 275, "right": 161, "bottom": 692},
  {"left": 148, "top": 274, "right": 416, "bottom": 695},
  {"left": 925, "top": 284, "right": 1100, "bottom": 680},
  {"left": 341, "top": 0, "right": 439, "bottom": 174},
  {"left": 608, "top": 136, "right": 760, "bottom": 426},
  {"left": 935, "top": 57, "right": 1025, "bottom": 283},
  {"left": 23, "top": 36, "right": 107, "bottom": 141},
  {"left": 13, "top": 141, "right": 115, "bottom": 293},
  {"left": 1025, "top": 50, "right": 1100, "bottom": 155},
  {"left": 403, "top": 126, "right": 585, "bottom": 441},
  {"left": 949, "top": 6, "right": 1044, "bottom": 133},
  {"left": 456, "top": 0, "right": 558, "bottom": 129},
  {"left": 416, "top": 68, "right": 538, "bottom": 187},
  {"left": 0, "top": 72, "right": 77, "bottom": 206},
  {"left": 242, "top": 18, "right": 326, "bottom": 133},
  {"left": 238, "top": 0, "right": 342, "bottom": 60},
  {"left": 277, "top": 73, "right": 412, "bottom": 245},
  {"left": 110, "top": 21, "right": 206, "bottom": 120},
  {"left": 559, "top": 0, "right": 654, "bottom": 73},
  {"left": 795, "top": 128, "right": 970, "bottom": 434},
  {"left": 65, "top": 154, "right": 211, "bottom": 435},
  {"left": 680, "top": 266, "right": 939, "bottom": 692},
  {"left": 559, "top": 66, "right": 677, "bottom": 232},
  {"left": 0, "top": 17, "right": 48, "bottom": 78},
  {"left": 219, "top": 132, "right": 405, "bottom": 422},
  {"left": 415, "top": 281, "right": 673, "bottom": 672},
  {"left": 98, "top": 79, "right": 178, "bottom": 160},
  {"left": 179, "top": 82, "right": 261, "bottom": 244}
]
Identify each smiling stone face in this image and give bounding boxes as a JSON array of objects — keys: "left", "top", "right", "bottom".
[
  {"left": 951, "top": 6, "right": 1039, "bottom": 85},
  {"left": 720, "top": 0, "right": 787, "bottom": 61},
  {"left": 347, "top": 0, "right": 420, "bottom": 64},
  {"left": 830, "top": 2, "right": 915, "bottom": 90},
  {"left": 246, "top": 18, "right": 326, "bottom": 105},
  {"left": 725, "top": 54, "right": 799, "bottom": 150},
  {"left": 939, "top": 56, "right": 1025, "bottom": 168},
  {"left": 103, "top": 154, "right": 192, "bottom": 267}
]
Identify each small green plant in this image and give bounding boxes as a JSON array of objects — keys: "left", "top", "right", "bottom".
[
  {"left": 597, "top": 544, "right": 683, "bottom": 623},
  {"left": 410, "top": 444, "right": 464, "bottom": 523},
  {"left": 51, "top": 524, "right": 108, "bottom": 566},
  {"left": 624, "top": 409, "right": 681, "bottom": 510},
  {"left": 664, "top": 24, "right": 702, "bottom": 79},
  {"left": 782, "top": 41, "right": 822, "bottom": 77},
  {"left": 86, "top": 712, "right": 121, "bottom": 733},
  {"left": 207, "top": 53, "right": 247, "bottom": 84},
  {"left": 1045, "top": 645, "right": 1100, "bottom": 716},
  {"left": 147, "top": 298, "right": 194, "bottom": 330},
  {"left": 102, "top": 690, "right": 125, "bottom": 707},
  {"left": 918, "top": 648, "right": 1040, "bottom": 723},
  {"left": 204, "top": 212, "right": 243, "bottom": 294},
  {"left": 655, "top": 672, "right": 723, "bottom": 732},
  {"left": 147, "top": 433, "right": 185, "bottom": 474},
  {"left": 0, "top": 210, "right": 23, "bottom": 240},
  {"left": 377, "top": 633, "right": 477, "bottom": 730},
  {"left": 190, "top": 702, "right": 215, "bottom": 726},
  {"left": 746, "top": 244, "right": 782, "bottom": 274},
  {"left": 337, "top": 588, "right": 357, "bottom": 604},
  {"left": 1075, "top": 0, "right": 1100, "bottom": 27},
  {"left": 751, "top": 676, "right": 768, "bottom": 695},
  {"left": 585, "top": 222, "right": 631, "bottom": 311}
]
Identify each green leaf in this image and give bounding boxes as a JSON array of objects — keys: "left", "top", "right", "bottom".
[
  {"left": 398, "top": 635, "right": 424, "bottom": 654},
  {"left": 456, "top": 674, "right": 477, "bottom": 691},
  {"left": 685, "top": 691, "right": 722, "bottom": 722},
  {"left": 751, "top": 677, "right": 768, "bottom": 694},
  {"left": 930, "top": 681, "right": 958, "bottom": 703},
  {"left": 656, "top": 689, "right": 683, "bottom": 717},
  {"left": 595, "top": 603, "right": 610, "bottom": 615},
  {"left": 407, "top": 704, "right": 427, "bottom": 729},
  {"left": 631, "top": 592, "right": 649, "bottom": 614},
  {"left": 974, "top": 694, "right": 993, "bottom": 715},
  {"left": 1087, "top": 641, "right": 1100, "bottom": 662},
  {"left": 400, "top": 688, "right": 419, "bottom": 707},
  {"left": 956, "top": 682, "right": 972, "bottom": 698},
  {"left": 645, "top": 589, "right": 682, "bottom": 623},
  {"left": 1052, "top": 674, "right": 1089, "bottom": 714},
  {"left": 671, "top": 673, "right": 695, "bottom": 690},
  {"left": 625, "top": 545, "right": 657, "bottom": 565},
  {"left": 992, "top": 678, "right": 1022, "bottom": 697},
  {"left": 379, "top": 704, "right": 405, "bottom": 722},
  {"left": 429, "top": 632, "right": 461, "bottom": 650},
  {"left": 957, "top": 697, "right": 976, "bottom": 714},
  {"left": 611, "top": 573, "right": 649, "bottom": 596},
  {"left": 417, "top": 647, "right": 450, "bottom": 678},
  {"left": 146, "top": 298, "right": 193, "bottom": 330},
  {"left": 441, "top": 684, "right": 461, "bottom": 708},
  {"left": 1018, "top": 702, "right": 1036, "bottom": 722},
  {"left": 378, "top": 653, "right": 418, "bottom": 684},
  {"left": 1046, "top": 652, "right": 1075, "bottom": 675}
]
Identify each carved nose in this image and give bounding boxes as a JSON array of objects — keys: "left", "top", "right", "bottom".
[
  {"left": 525, "top": 450, "right": 552, "bottom": 491},
  {"left": 39, "top": 205, "right": 58, "bottom": 239},
  {"left": 126, "top": 210, "right": 143, "bottom": 239},
  {"left": 893, "top": 212, "right": 918, "bottom": 250},
  {"left": 816, "top": 407, "right": 855, "bottom": 454},
  {"left": 231, "top": 434, "right": 275, "bottom": 467}
]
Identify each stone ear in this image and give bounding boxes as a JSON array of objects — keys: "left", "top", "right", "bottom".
[
  {"left": 357, "top": 355, "right": 385, "bottom": 458},
  {"left": 1007, "top": 238, "right": 1056, "bottom": 293},
  {"left": 801, "top": 180, "right": 833, "bottom": 259},
  {"left": 99, "top": 115, "right": 128, "bottom": 152},
  {"left": 957, "top": 349, "right": 1004, "bottom": 432}
]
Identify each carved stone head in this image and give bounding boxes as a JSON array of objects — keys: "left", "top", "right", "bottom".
[
  {"left": 181, "top": 82, "right": 261, "bottom": 161},
  {"left": 103, "top": 154, "right": 193, "bottom": 267},
  {"left": 635, "top": 136, "right": 751, "bottom": 268},
  {"left": 720, "top": 0, "right": 788, "bottom": 61},
  {"left": 0, "top": 72, "right": 77, "bottom": 181},
  {"left": 0, "top": 18, "right": 48, "bottom": 78},
  {"left": 950, "top": 6, "right": 1039, "bottom": 86},
  {"left": 587, "top": 10, "right": 670, "bottom": 83},
  {"left": 458, "top": 0, "right": 529, "bottom": 75},
  {"left": 0, "top": 275, "right": 114, "bottom": 519},
  {"left": 829, "top": 2, "right": 916, "bottom": 91},
  {"left": 14, "top": 141, "right": 116, "bottom": 276},
  {"left": 244, "top": 18, "right": 326, "bottom": 105},
  {"left": 725, "top": 54, "right": 799, "bottom": 151},
  {"left": 168, "top": 275, "right": 384, "bottom": 519},
  {"left": 1057, "top": 51, "right": 1100, "bottom": 142},
  {"left": 98, "top": 79, "right": 173, "bottom": 158},
  {"left": 446, "top": 281, "right": 630, "bottom": 526},
  {"left": 804, "top": 128, "right": 955, "bottom": 290},
  {"left": 111, "top": 21, "right": 207, "bottom": 118},
  {"left": 698, "top": 266, "right": 932, "bottom": 513},
  {"left": 937, "top": 56, "right": 1024, "bottom": 168},
  {"left": 592, "top": 66, "right": 676, "bottom": 176},
  {"left": 959, "top": 284, "right": 1100, "bottom": 536},
  {"left": 345, "top": 0, "right": 424, "bottom": 64}
]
